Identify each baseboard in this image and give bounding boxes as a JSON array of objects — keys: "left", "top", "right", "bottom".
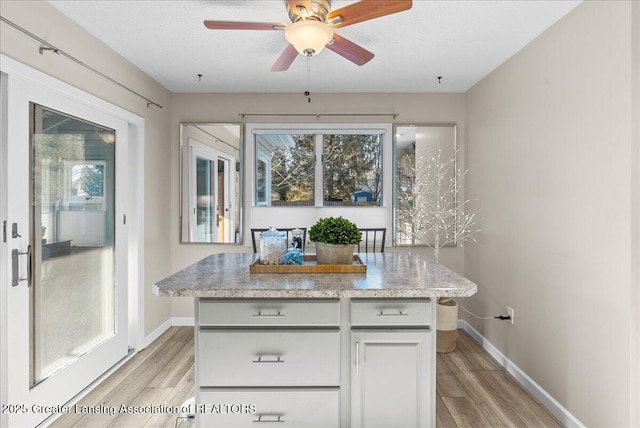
[
  {"left": 143, "top": 317, "right": 195, "bottom": 348},
  {"left": 143, "top": 318, "right": 172, "bottom": 348},
  {"left": 458, "top": 320, "right": 585, "bottom": 428},
  {"left": 171, "top": 317, "right": 195, "bottom": 326}
]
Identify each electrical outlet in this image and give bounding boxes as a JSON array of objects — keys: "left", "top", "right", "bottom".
[{"left": 507, "top": 307, "right": 515, "bottom": 325}]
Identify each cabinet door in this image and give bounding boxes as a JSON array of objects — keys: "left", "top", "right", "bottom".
[{"left": 351, "top": 330, "right": 433, "bottom": 428}]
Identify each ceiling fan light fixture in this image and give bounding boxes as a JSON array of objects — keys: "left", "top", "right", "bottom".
[{"left": 285, "top": 20, "right": 334, "bottom": 56}]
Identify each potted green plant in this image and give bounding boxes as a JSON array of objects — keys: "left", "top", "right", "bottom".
[{"left": 309, "top": 216, "right": 361, "bottom": 265}]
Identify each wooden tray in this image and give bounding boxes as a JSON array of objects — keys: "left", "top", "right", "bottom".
[{"left": 250, "top": 255, "right": 366, "bottom": 274}]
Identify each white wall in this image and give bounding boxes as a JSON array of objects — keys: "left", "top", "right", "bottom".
[
  {"left": 0, "top": 1, "right": 173, "bottom": 338},
  {"left": 464, "top": 1, "right": 639, "bottom": 426},
  {"left": 632, "top": 4, "right": 640, "bottom": 426}
]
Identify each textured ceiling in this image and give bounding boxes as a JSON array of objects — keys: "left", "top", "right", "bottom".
[{"left": 48, "top": 0, "right": 581, "bottom": 93}]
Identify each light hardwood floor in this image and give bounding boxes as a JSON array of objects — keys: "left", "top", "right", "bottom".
[
  {"left": 436, "top": 332, "right": 562, "bottom": 427},
  {"left": 49, "top": 327, "right": 562, "bottom": 428}
]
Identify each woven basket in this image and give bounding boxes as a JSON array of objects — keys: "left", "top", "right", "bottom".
[{"left": 437, "top": 297, "right": 458, "bottom": 353}]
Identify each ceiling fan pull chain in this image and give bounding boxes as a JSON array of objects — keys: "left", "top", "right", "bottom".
[{"left": 305, "top": 55, "right": 312, "bottom": 103}]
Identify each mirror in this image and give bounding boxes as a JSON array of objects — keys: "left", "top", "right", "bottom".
[
  {"left": 394, "top": 124, "right": 457, "bottom": 246},
  {"left": 180, "top": 123, "right": 243, "bottom": 243}
]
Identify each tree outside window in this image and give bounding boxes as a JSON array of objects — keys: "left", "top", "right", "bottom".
[
  {"left": 255, "top": 132, "right": 383, "bottom": 207},
  {"left": 323, "top": 134, "right": 382, "bottom": 206},
  {"left": 270, "top": 134, "right": 315, "bottom": 205}
]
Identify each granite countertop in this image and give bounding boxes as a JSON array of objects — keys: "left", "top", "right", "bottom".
[{"left": 152, "top": 252, "right": 477, "bottom": 298}]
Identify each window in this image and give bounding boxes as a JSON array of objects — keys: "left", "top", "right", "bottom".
[
  {"left": 255, "top": 155, "right": 269, "bottom": 206},
  {"left": 254, "top": 129, "right": 383, "bottom": 207},
  {"left": 256, "top": 134, "right": 315, "bottom": 206},
  {"left": 62, "top": 161, "right": 107, "bottom": 209},
  {"left": 323, "top": 134, "right": 382, "bottom": 206}
]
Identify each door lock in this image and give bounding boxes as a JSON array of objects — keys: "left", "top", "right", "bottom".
[{"left": 11, "top": 222, "right": 22, "bottom": 238}]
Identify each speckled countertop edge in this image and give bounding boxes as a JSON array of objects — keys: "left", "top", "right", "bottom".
[{"left": 153, "top": 252, "right": 477, "bottom": 299}]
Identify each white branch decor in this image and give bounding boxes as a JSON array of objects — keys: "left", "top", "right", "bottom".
[{"left": 396, "top": 146, "right": 480, "bottom": 262}]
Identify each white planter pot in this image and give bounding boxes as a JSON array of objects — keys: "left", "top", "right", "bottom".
[{"left": 315, "top": 242, "right": 355, "bottom": 265}]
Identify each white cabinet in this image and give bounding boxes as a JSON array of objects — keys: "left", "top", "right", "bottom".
[
  {"left": 196, "top": 298, "right": 341, "bottom": 428},
  {"left": 195, "top": 297, "right": 436, "bottom": 428},
  {"left": 350, "top": 298, "right": 435, "bottom": 428},
  {"left": 350, "top": 330, "right": 433, "bottom": 428}
]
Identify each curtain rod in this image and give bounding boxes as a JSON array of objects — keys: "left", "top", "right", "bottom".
[
  {"left": 239, "top": 112, "right": 399, "bottom": 119},
  {"left": 0, "top": 16, "right": 163, "bottom": 109},
  {"left": 193, "top": 125, "right": 239, "bottom": 152}
]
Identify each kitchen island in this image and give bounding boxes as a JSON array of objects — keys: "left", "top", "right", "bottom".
[{"left": 153, "top": 252, "right": 477, "bottom": 427}]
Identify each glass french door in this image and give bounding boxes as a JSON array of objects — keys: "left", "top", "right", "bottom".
[
  {"left": 30, "top": 104, "right": 118, "bottom": 386},
  {"left": 5, "top": 75, "right": 128, "bottom": 427},
  {"left": 188, "top": 138, "right": 233, "bottom": 243}
]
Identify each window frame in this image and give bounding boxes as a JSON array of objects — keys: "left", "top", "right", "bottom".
[
  {"left": 255, "top": 140, "right": 272, "bottom": 206},
  {"left": 249, "top": 123, "right": 389, "bottom": 208}
]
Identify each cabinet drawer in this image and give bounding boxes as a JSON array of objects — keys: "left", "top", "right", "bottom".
[
  {"left": 198, "top": 330, "right": 340, "bottom": 387},
  {"left": 198, "top": 299, "right": 339, "bottom": 327},
  {"left": 199, "top": 389, "right": 339, "bottom": 428},
  {"left": 351, "top": 299, "right": 433, "bottom": 327}
]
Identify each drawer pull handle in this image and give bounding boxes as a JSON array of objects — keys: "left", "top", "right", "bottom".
[
  {"left": 355, "top": 342, "right": 360, "bottom": 375},
  {"left": 252, "top": 356, "right": 284, "bottom": 364},
  {"left": 252, "top": 310, "right": 284, "bottom": 318},
  {"left": 377, "top": 310, "right": 409, "bottom": 317},
  {"left": 253, "top": 414, "right": 285, "bottom": 423}
]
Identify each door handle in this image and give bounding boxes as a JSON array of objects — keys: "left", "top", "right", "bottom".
[
  {"left": 377, "top": 310, "right": 408, "bottom": 317},
  {"left": 252, "top": 310, "right": 284, "bottom": 318},
  {"left": 12, "top": 245, "right": 32, "bottom": 287},
  {"left": 252, "top": 355, "right": 284, "bottom": 364},
  {"left": 253, "top": 414, "right": 285, "bottom": 423}
]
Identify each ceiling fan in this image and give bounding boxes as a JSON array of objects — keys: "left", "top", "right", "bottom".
[{"left": 204, "top": 0, "right": 413, "bottom": 72}]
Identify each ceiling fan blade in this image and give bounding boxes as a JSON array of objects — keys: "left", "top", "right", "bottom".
[
  {"left": 326, "top": 33, "right": 374, "bottom": 66},
  {"left": 328, "top": 0, "right": 412, "bottom": 28},
  {"left": 271, "top": 44, "right": 299, "bottom": 72},
  {"left": 204, "top": 20, "right": 286, "bottom": 31}
]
